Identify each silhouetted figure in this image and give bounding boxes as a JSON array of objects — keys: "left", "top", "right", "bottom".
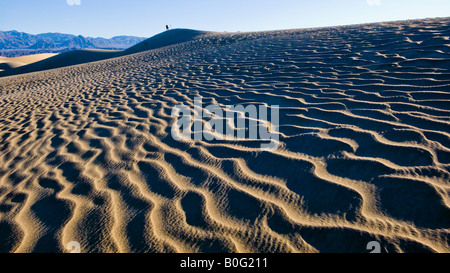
[{"left": 166, "top": 25, "right": 169, "bottom": 30}]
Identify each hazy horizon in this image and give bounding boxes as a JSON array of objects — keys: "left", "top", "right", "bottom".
[{"left": 1, "top": 0, "right": 450, "bottom": 39}]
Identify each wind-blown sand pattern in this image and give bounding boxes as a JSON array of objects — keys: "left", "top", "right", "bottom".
[{"left": 0, "top": 18, "right": 449, "bottom": 253}]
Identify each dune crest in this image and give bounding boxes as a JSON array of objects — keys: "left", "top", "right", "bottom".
[{"left": 0, "top": 18, "right": 449, "bottom": 253}]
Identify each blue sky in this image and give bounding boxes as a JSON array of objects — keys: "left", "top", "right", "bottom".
[{"left": 1, "top": 0, "right": 449, "bottom": 38}]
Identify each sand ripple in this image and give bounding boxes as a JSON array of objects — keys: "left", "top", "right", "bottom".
[{"left": 0, "top": 18, "right": 449, "bottom": 253}]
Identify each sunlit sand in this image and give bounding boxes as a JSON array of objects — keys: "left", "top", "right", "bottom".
[{"left": 0, "top": 18, "right": 449, "bottom": 253}]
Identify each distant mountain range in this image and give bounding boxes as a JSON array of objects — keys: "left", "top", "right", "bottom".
[{"left": 0, "top": 30, "right": 147, "bottom": 57}]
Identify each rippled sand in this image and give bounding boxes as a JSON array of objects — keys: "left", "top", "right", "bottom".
[{"left": 0, "top": 18, "right": 449, "bottom": 253}]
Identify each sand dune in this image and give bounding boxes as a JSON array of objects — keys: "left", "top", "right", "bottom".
[
  {"left": 0, "top": 18, "right": 449, "bottom": 253},
  {"left": 123, "top": 29, "right": 209, "bottom": 55},
  {"left": 0, "top": 50, "right": 119, "bottom": 77},
  {"left": 0, "top": 53, "right": 58, "bottom": 65},
  {"left": 0, "top": 29, "right": 210, "bottom": 78},
  {"left": 0, "top": 62, "right": 23, "bottom": 72},
  {"left": 0, "top": 53, "right": 57, "bottom": 72}
]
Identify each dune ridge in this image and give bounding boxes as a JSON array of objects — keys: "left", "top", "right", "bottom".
[
  {"left": 0, "top": 18, "right": 449, "bottom": 253},
  {"left": 0, "top": 53, "right": 58, "bottom": 72},
  {"left": 0, "top": 29, "right": 211, "bottom": 78}
]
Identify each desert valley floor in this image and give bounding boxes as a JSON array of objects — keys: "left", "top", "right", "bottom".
[{"left": 0, "top": 18, "right": 449, "bottom": 253}]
